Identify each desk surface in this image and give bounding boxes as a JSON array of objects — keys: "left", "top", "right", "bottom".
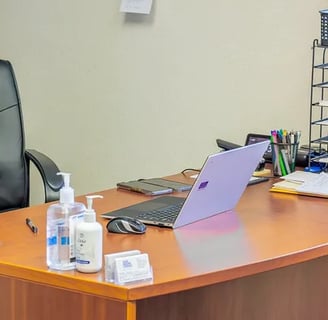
[{"left": 1, "top": 172, "right": 328, "bottom": 303}]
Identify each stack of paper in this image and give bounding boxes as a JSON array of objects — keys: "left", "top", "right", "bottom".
[{"left": 270, "top": 171, "right": 328, "bottom": 198}]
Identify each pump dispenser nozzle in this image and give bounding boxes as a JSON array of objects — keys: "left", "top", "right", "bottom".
[
  {"left": 57, "top": 172, "right": 74, "bottom": 204},
  {"left": 85, "top": 195, "right": 104, "bottom": 222}
]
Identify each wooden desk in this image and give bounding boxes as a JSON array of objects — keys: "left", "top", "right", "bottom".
[{"left": 1, "top": 173, "right": 328, "bottom": 320}]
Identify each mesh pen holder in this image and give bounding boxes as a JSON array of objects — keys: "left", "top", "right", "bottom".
[{"left": 320, "top": 9, "right": 328, "bottom": 46}]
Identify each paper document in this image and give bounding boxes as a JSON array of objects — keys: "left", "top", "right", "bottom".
[
  {"left": 120, "top": 0, "right": 153, "bottom": 14},
  {"left": 314, "top": 119, "right": 328, "bottom": 125},
  {"left": 272, "top": 180, "right": 302, "bottom": 191},
  {"left": 317, "top": 157, "right": 328, "bottom": 163},
  {"left": 281, "top": 171, "right": 321, "bottom": 183},
  {"left": 296, "top": 172, "right": 328, "bottom": 195},
  {"left": 271, "top": 171, "right": 328, "bottom": 197}
]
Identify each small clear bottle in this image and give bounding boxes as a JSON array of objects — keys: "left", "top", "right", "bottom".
[
  {"left": 46, "top": 172, "right": 85, "bottom": 270},
  {"left": 76, "top": 195, "right": 103, "bottom": 273}
]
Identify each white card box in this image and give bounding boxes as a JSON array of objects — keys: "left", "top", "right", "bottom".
[
  {"left": 113, "top": 253, "right": 153, "bottom": 285},
  {"left": 104, "top": 250, "right": 141, "bottom": 282}
]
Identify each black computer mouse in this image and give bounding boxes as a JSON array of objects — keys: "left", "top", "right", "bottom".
[{"left": 106, "top": 216, "right": 147, "bottom": 234}]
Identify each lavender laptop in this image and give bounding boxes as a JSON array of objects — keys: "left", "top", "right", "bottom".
[{"left": 102, "top": 141, "right": 269, "bottom": 229}]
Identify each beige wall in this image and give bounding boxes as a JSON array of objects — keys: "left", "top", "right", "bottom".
[{"left": 1, "top": 1, "right": 327, "bottom": 203}]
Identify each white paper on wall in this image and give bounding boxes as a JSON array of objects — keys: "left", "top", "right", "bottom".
[{"left": 120, "top": 0, "right": 153, "bottom": 14}]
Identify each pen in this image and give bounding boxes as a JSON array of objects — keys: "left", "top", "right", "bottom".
[{"left": 26, "top": 218, "right": 38, "bottom": 233}]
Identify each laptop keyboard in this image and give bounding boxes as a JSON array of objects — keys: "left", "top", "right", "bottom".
[{"left": 136, "top": 202, "right": 184, "bottom": 223}]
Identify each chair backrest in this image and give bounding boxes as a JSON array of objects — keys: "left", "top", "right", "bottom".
[{"left": 0, "top": 60, "right": 29, "bottom": 211}]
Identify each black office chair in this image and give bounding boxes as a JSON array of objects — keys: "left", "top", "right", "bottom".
[{"left": 0, "top": 59, "right": 63, "bottom": 213}]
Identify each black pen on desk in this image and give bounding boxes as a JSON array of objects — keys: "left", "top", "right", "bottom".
[{"left": 26, "top": 218, "right": 38, "bottom": 234}]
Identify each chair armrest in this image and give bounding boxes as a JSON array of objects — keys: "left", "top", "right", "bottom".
[{"left": 25, "top": 149, "right": 64, "bottom": 203}]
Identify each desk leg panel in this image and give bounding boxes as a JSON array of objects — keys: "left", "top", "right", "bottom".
[
  {"left": 137, "top": 255, "right": 328, "bottom": 320},
  {"left": 0, "top": 275, "right": 134, "bottom": 320}
]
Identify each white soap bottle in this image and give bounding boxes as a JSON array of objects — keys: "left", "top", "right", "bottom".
[
  {"left": 76, "top": 195, "right": 103, "bottom": 273},
  {"left": 46, "top": 172, "right": 85, "bottom": 270}
]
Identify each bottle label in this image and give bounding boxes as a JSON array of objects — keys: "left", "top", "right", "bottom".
[
  {"left": 58, "top": 224, "right": 70, "bottom": 261},
  {"left": 76, "top": 259, "right": 90, "bottom": 265},
  {"left": 76, "top": 231, "right": 95, "bottom": 263},
  {"left": 76, "top": 228, "right": 102, "bottom": 271},
  {"left": 68, "top": 213, "right": 84, "bottom": 261},
  {"left": 47, "top": 212, "right": 84, "bottom": 262},
  {"left": 47, "top": 235, "right": 57, "bottom": 246}
]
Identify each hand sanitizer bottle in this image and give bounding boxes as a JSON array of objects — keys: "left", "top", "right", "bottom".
[
  {"left": 46, "top": 172, "right": 85, "bottom": 270},
  {"left": 76, "top": 195, "right": 103, "bottom": 273}
]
